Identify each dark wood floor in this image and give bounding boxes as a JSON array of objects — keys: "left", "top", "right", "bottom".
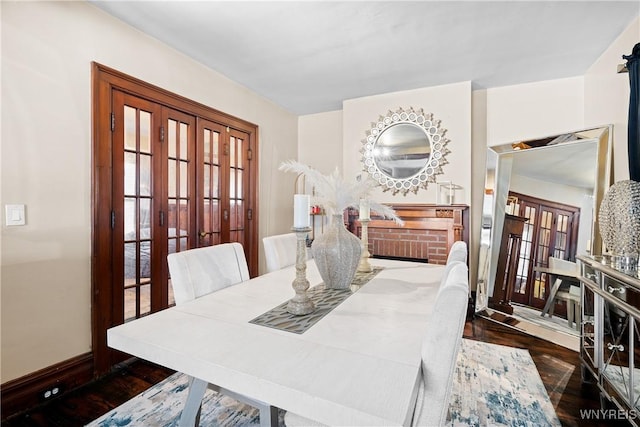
[{"left": 2, "top": 317, "right": 630, "bottom": 426}]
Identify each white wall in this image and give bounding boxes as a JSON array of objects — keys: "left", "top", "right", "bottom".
[
  {"left": 485, "top": 77, "right": 585, "bottom": 146},
  {"left": 1, "top": 1, "right": 297, "bottom": 383},
  {"left": 298, "top": 110, "right": 344, "bottom": 175}
]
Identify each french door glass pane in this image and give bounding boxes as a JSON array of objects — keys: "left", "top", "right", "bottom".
[
  {"left": 168, "top": 118, "right": 190, "bottom": 252},
  {"left": 168, "top": 161, "right": 176, "bottom": 198},
  {"left": 140, "top": 154, "right": 151, "bottom": 197},
  {"left": 122, "top": 102, "right": 155, "bottom": 323},
  {"left": 180, "top": 123, "right": 188, "bottom": 160},
  {"left": 202, "top": 126, "right": 222, "bottom": 246},
  {"left": 228, "top": 135, "right": 245, "bottom": 243},
  {"left": 124, "top": 106, "right": 136, "bottom": 150},
  {"left": 515, "top": 205, "right": 536, "bottom": 295},
  {"left": 124, "top": 153, "right": 136, "bottom": 196},
  {"left": 168, "top": 120, "right": 176, "bottom": 158},
  {"left": 140, "top": 111, "right": 151, "bottom": 153}
]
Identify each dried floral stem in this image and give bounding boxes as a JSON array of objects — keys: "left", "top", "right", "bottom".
[{"left": 279, "top": 160, "right": 403, "bottom": 224}]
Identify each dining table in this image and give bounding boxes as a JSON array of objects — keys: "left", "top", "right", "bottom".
[{"left": 107, "top": 258, "right": 446, "bottom": 426}]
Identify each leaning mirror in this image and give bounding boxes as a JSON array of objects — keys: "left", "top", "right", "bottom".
[
  {"left": 361, "top": 107, "right": 449, "bottom": 195},
  {"left": 475, "top": 125, "right": 612, "bottom": 326}
]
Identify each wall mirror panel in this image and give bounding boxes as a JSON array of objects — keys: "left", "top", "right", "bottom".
[{"left": 475, "top": 126, "right": 612, "bottom": 331}]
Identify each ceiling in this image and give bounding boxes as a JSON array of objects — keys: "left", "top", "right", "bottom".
[{"left": 90, "top": 1, "right": 639, "bottom": 115}]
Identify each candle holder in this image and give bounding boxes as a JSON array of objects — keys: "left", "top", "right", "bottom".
[
  {"left": 286, "top": 226, "right": 315, "bottom": 315},
  {"left": 357, "top": 219, "right": 372, "bottom": 273}
]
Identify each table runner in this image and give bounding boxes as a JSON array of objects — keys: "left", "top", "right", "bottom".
[{"left": 249, "top": 266, "right": 384, "bottom": 334}]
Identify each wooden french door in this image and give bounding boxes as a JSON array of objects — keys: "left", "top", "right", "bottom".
[
  {"left": 510, "top": 192, "right": 579, "bottom": 309},
  {"left": 93, "top": 63, "right": 258, "bottom": 375},
  {"left": 198, "top": 120, "right": 251, "bottom": 248}
]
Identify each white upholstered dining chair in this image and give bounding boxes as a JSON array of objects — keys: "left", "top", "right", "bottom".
[
  {"left": 446, "top": 240, "right": 467, "bottom": 265},
  {"left": 284, "top": 263, "right": 470, "bottom": 427},
  {"left": 167, "top": 242, "right": 249, "bottom": 305},
  {"left": 167, "top": 243, "right": 278, "bottom": 427},
  {"left": 262, "top": 232, "right": 297, "bottom": 273},
  {"left": 262, "top": 232, "right": 300, "bottom": 273},
  {"left": 411, "top": 262, "right": 469, "bottom": 426}
]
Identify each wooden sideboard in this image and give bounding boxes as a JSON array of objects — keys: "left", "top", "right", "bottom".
[{"left": 346, "top": 204, "right": 468, "bottom": 265}]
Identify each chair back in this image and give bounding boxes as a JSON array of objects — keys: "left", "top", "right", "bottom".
[
  {"left": 412, "top": 263, "right": 469, "bottom": 427},
  {"left": 438, "top": 260, "right": 465, "bottom": 289},
  {"left": 262, "top": 233, "right": 298, "bottom": 273},
  {"left": 548, "top": 256, "right": 578, "bottom": 275},
  {"left": 167, "top": 242, "right": 249, "bottom": 305},
  {"left": 446, "top": 240, "right": 467, "bottom": 265}
]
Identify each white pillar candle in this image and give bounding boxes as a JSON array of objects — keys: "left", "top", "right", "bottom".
[
  {"left": 359, "top": 199, "right": 370, "bottom": 220},
  {"left": 293, "top": 194, "right": 310, "bottom": 228}
]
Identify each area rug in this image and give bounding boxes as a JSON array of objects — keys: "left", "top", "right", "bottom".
[
  {"left": 448, "top": 339, "right": 561, "bottom": 427},
  {"left": 87, "top": 339, "right": 559, "bottom": 427}
]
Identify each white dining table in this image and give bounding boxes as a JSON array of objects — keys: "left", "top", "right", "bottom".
[{"left": 107, "top": 258, "right": 445, "bottom": 426}]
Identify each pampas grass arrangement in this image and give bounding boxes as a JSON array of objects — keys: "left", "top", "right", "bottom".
[{"left": 279, "top": 160, "right": 403, "bottom": 224}]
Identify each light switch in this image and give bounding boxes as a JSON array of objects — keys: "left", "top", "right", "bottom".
[{"left": 5, "top": 204, "right": 26, "bottom": 226}]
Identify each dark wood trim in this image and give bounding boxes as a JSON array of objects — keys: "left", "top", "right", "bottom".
[
  {"left": 92, "top": 62, "right": 260, "bottom": 376},
  {"left": 1, "top": 353, "right": 94, "bottom": 421},
  {"left": 509, "top": 191, "right": 580, "bottom": 215},
  {"left": 92, "top": 64, "right": 115, "bottom": 375},
  {"left": 92, "top": 62, "right": 257, "bottom": 134}
]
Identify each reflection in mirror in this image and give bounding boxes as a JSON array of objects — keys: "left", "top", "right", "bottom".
[
  {"left": 475, "top": 125, "right": 612, "bottom": 344},
  {"left": 374, "top": 123, "right": 431, "bottom": 179},
  {"left": 362, "top": 107, "right": 449, "bottom": 195}
]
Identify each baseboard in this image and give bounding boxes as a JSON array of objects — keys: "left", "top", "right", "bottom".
[{"left": 1, "top": 352, "right": 94, "bottom": 420}]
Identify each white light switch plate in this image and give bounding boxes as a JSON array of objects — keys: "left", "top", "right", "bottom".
[{"left": 5, "top": 204, "right": 26, "bottom": 226}]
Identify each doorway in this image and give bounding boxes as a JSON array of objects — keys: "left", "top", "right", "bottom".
[{"left": 92, "top": 63, "right": 259, "bottom": 375}]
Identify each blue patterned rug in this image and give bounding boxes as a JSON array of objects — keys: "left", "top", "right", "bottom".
[
  {"left": 448, "top": 339, "right": 560, "bottom": 426},
  {"left": 87, "top": 339, "right": 559, "bottom": 426}
]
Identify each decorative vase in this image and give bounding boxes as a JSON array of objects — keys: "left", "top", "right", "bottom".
[
  {"left": 599, "top": 180, "right": 640, "bottom": 268},
  {"left": 312, "top": 214, "right": 362, "bottom": 290}
]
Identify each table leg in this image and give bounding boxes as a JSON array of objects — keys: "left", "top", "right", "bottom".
[
  {"left": 259, "top": 405, "right": 279, "bottom": 427},
  {"left": 541, "top": 277, "right": 562, "bottom": 316},
  {"left": 179, "top": 376, "right": 208, "bottom": 427},
  {"left": 567, "top": 300, "right": 574, "bottom": 328},
  {"left": 212, "top": 384, "right": 279, "bottom": 427}
]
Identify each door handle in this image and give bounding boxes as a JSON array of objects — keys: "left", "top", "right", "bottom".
[
  {"left": 223, "top": 209, "right": 229, "bottom": 221},
  {"left": 199, "top": 231, "right": 214, "bottom": 238}
]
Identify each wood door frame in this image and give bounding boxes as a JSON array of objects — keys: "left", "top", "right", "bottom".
[
  {"left": 92, "top": 62, "right": 259, "bottom": 376},
  {"left": 509, "top": 191, "right": 579, "bottom": 308}
]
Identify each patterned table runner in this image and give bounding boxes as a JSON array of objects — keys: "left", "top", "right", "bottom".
[{"left": 249, "top": 266, "right": 384, "bottom": 334}]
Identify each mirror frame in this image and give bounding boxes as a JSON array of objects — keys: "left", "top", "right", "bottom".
[
  {"left": 361, "top": 107, "right": 449, "bottom": 195},
  {"left": 475, "top": 125, "right": 613, "bottom": 313}
]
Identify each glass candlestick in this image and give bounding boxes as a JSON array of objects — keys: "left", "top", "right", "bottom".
[
  {"left": 287, "top": 227, "right": 315, "bottom": 315},
  {"left": 357, "top": 219, "right": 372, "bottom": 273}
]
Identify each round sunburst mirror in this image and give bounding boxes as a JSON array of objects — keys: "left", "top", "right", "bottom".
[{"left": 361, "top": 107, "right": 449, "bottom": 195}]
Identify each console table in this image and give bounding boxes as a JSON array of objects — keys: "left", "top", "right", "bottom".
[{"left": 578, "top": 255, "right": 640, "bottom": 423}]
